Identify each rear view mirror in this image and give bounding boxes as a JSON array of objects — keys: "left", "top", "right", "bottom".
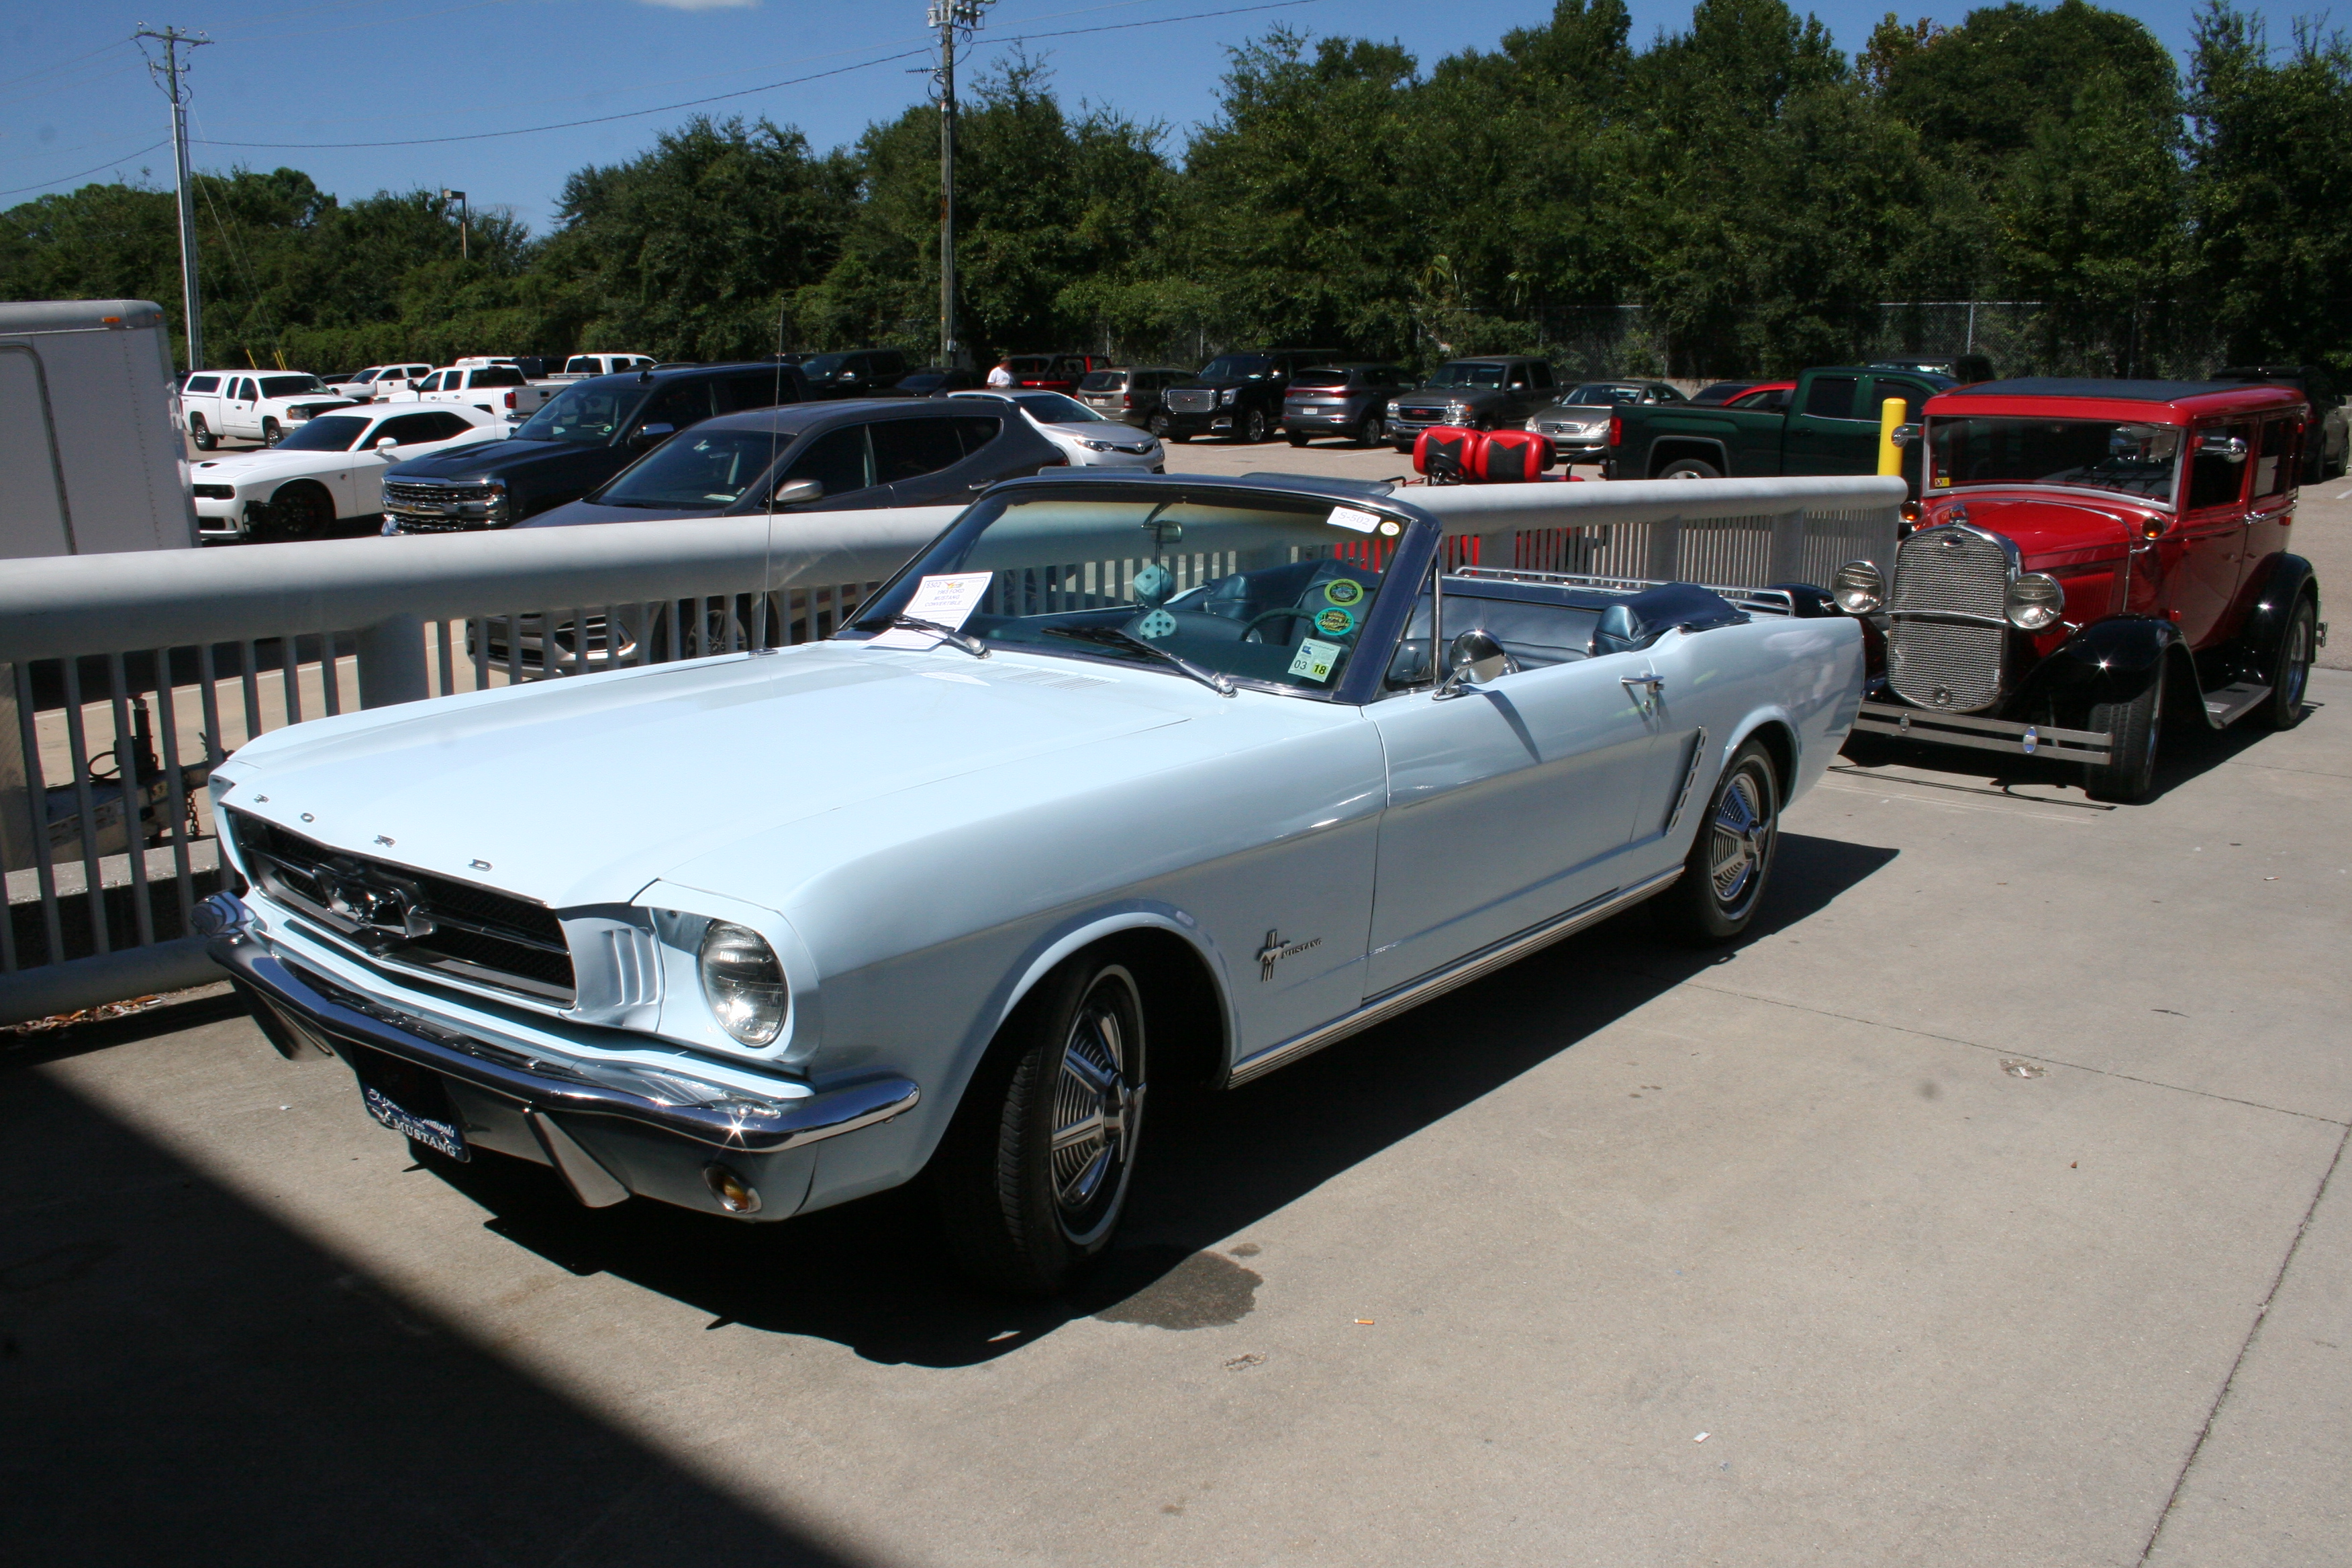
[{"left": 772, "top": 477, "right": 824, "bottom": 506}]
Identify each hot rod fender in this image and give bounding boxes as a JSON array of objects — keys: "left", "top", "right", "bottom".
[
  {"left": 2236, "top": 552, "right": 2320, "bottom": 668},
  {"left": 2014, "top": 616, "right": 2182, "bottom": 712}
]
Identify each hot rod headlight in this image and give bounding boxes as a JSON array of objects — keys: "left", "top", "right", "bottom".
[
  {"left": 698, "top": 920, "right": 787, "bottom": 1045},
  {"left": 1830, "top": 560, "right": 1884, "bottom": 615},
  {"left": 2006, "top": 572, "right": 2065, "bottom": 631}
]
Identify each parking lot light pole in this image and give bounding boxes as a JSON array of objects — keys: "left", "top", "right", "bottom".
[{"left": 441, "top": 189, "right": 469, "bottom": 261}]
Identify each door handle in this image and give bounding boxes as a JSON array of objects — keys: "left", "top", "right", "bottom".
[{"left": 1622, "top": 674, "right": 1664, "bottom": 713}]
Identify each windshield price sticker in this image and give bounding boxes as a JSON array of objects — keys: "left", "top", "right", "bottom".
[
  {"left": 1325, "top": 505, "right": 1382, "bottom": 533},
  {"left": 1288, "top": 636, "right": 1344, "bottom": 683},
  {"left": 870, "top": 572, "right": 994, "bottom": 648}
]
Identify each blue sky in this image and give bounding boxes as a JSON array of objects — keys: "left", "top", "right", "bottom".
[{"left": 0, "top": 0, "right": 2309, "bottom": 232}]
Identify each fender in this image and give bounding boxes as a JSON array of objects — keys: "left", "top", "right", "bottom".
[
  {"left": 2236, "top": 552, "right": 2320, "bottom": 667},
  {"left": 2015, "top": 615, "right": 2181, "bottom": 712},
  {"left": 1763, "top": 582, "right": 1840, "bottom": 618},
  {"left": 1645, "top": 435, "right": 1732, "bottom": 479}
]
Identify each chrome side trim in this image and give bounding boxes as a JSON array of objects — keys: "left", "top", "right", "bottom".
[
  {"left": 1854, "top": 701, "right": 2112, "bottom": 763},
  {"left": 1225, "top": 869, "right": 1682, "bottom": 1087}
]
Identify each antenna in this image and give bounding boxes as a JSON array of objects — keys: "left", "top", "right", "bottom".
[
  {"left": 929, "top": 0, "right": 991, "bottom": 373},
  {"left": 135, "top": 23, "right": 211, "bottom": 372}
]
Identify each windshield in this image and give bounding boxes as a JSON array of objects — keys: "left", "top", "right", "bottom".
[
  {"left": 259, "top": 375, "right": 325, "bottom": 397},
  {"left": 271, "top": 415, "right": 371, "bottom": 452},
  {"left": 1291, "top": 369, "right": 1350, "bottom": 389},
  {"left": 1422, "top": 362, "right": 1506, "bottom": 389},
  {"left": 1012, "top": 392, "right": 1101, "bottom": 424},
  {"left": 799, "top": 353, "right": 847, "bottom": 378},
  {"left": 844, "top": 491, "right": 1407, "bottom": 697},
  {"left": 1078, "top": 371, "right": 1124, "bottom": 391},
  {"left": 1196, "top": 355, "right": 1271, "bottom": 381},
  {"left": 593, "top": 428, "right": 791, "bottom": 509},
  {"left": 513, "top": 382, "right": 646, "bottom": 445},
  {"left": 1562, "top": 383, "right": 1640, "bottom": 405},
  {"left": 1929, "top": 415, "right": 2182, "bottom": 503}
]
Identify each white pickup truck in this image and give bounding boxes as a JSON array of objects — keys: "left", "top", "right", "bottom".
[
  {"left": 546, "top": 351, "right": 653, "bottom": 382},
  {"left": 324, "top": 362, "right": 433, "bottom": 401},
  {"left": 389, "top": 363, "right": 552, "bottom": 424},
  {"left": 179, "top": 371, "right": 359, "bottom": 449}
]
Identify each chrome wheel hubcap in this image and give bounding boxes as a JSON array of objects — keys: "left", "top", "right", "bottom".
[
  {"left": 1708, "top": 768, "right": 1771, "bottom": 909},
  {"left": 1051, "top": 983, "right": 1136, "bottom": 1214}
]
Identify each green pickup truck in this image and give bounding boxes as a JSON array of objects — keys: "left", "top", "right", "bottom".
[{"left": 1604, "top": 365, "right": 1954, "bottom": 489}]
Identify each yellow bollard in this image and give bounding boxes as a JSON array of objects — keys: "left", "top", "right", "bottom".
[{"left": 1877, "top": 397, "right": 1908, "bottom": 477}]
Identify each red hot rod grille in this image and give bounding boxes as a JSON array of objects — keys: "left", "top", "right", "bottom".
[{"left": 1886, "top": 524, "right": 2009, "bottom": 712}]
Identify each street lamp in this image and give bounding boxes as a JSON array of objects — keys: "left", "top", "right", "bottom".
[{"left": 440, "top": 188, "right": 469, "bottom": 261}]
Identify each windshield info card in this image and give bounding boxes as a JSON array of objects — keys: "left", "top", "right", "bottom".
[{"left": 869, "top": 572, "right": 995, "bottom": 649}]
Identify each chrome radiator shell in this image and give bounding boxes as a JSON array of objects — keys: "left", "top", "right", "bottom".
[{"left": 1884, "top": 523, "right": 2016, "bottom": 712}]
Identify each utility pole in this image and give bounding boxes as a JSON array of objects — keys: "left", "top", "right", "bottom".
[
  {"left": 929, "top": 0, "right": 989, "bottom": 370},
  {"left": 441, "top": 189, "right": 469, "bottom": 261},
  {"left": 136, "top": 23, "right": 210, "bottom": 373}
]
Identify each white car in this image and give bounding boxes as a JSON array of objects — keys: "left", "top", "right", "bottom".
[
  {"left": 952, "top": 389, "right": 1163, "bottom": 469},
  {"left": 179, "top": 371, "right": 359, "bottom": 450},
  {"left": 190, "top": 404, "right": 501, "bottom": 542},
  {"left": 388, "top": 364, "right": 552, "bottom": 424},
  {"left": 324, "top": 364, "right": 434, "bottom": 401}
]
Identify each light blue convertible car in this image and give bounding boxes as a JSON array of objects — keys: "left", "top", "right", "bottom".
[{"left": 203, "top": 473, "right": 1865, "bottom": 1291}]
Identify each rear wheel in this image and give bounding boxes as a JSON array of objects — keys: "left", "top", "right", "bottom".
[
  {"left": 2085, "top": 673, "right": 2163, "bottom": 801},
  {"left": 1357, "top": 411, "right": 1387, "bottom": 448},
  {"left": 2256, "top": 595, "right": 2317, "bottom": 731},
  {"left": 936, "top": 955, "right": 1147, "bottom": 1294},
  {"left": 1658, "top": 457, "right": 1722, "bottom": 481},
  {"left": 1658, "top": 740, "right": 1780, "bottom": 944},
  {"left": 189, "top": 416, "right": 217, "bottom": 452},
  {"left": 268, "top": 481, "right": 335, "bottom": 539}
]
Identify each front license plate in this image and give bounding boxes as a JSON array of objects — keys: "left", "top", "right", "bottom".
[{"left": 349, "top": 1045, "right": 468, "bottom": 1160}]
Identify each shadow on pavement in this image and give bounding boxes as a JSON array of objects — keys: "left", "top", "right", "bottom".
[
  {"left": 0, "top": 1063, "right": 865, "bottom": 1566},
  {"left": 421, "top": 830, "right": 1898, "bottom": 1369}
]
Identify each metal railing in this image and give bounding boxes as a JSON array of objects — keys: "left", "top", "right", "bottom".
[{"left": 0, "top": 475, "right": 1899, "bottom": 1023}]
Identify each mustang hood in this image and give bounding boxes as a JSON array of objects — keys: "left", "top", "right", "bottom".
[{"left": 222, "top": 648, "right": 1188, "bottom": 908}]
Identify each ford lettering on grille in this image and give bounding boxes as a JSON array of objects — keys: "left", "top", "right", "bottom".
[{"left": 1885, "top": 524, "right": 2010, "bottom": 712}]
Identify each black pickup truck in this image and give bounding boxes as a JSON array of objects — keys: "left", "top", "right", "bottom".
[{"left": 1605, "top": 365, "right": 1951, "bottom": 489}]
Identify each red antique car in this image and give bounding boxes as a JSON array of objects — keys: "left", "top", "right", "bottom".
[{"left": 1836, "top": 377, "right": 2325, "bottom": 800}]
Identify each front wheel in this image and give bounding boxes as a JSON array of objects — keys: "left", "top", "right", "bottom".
[
  {"left": 1147, "top": 412, "right": 1173, "bottom": 438},
  {"left": 1658, "top": 739, "right": 1780, "bottom": 944},
  {"left": 936, "top": 955, "right": 1147, "bottom": 1294},
  {"left": 2085, "top": 672, "right": 2163, "bottom": 801},
  {"left": 2256, "top": 595, "right": 2317, "bottom": 731},
  {"left": 1658, "top": 457, "right": 1721, "bottom": 481},
  {"left": 1238, "top": 409, "right": 1269, "bottom": 444},
  {"left": 260, "top": 418, "right": 282, "bottom": 446}
]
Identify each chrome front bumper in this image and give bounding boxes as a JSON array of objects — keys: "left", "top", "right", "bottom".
[
  {"left": 207, "top": 896, "right": 918, "bottom": 1218},
  {"left": 1853, "top": 700, "right": 2112, "bottom": 765}
]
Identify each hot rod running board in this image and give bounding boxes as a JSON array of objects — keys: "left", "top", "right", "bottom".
[{"left": 1857, "top": 678, "right": 2280, "bottom": 765}]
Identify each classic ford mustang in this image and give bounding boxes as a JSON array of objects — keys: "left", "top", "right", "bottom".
[{"left": 201, "top": 474, "right": 1865, "bottom": 1291}]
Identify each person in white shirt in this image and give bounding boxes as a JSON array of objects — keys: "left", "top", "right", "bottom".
[{"left": 986, "top": 361, "right": 1015, "bottom": 388}]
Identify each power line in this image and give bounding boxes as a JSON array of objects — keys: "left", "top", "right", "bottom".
[
  {"left": 0, "top": 140, "right": 169, "bottom": 201},
  {"left": 191, "top": 0, "right": 1334, "bottom": 151},
  {"left": 0, "top": 36, "right": 137, "bottom": 95}
]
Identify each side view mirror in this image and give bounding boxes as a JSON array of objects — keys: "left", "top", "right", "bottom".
[
  {"left": 375, "top": 436, "right": 398, "bottom": 452},
  {"left": 1890, "top": 422, "right": 1922, "bottom": 447},
  {"left": 773, "top": 477, "right": 824, "bottom": 506},
  {"left": 838, "top": 371, "right": 859, "bottom": 383},
  {"left": 1434, "top": 628, "right": 1510, "bottom": 699},
  {"left": 2199, "top": 433, "right": 2249, "bottom": 463},
  {"left": 632, "top": 422, "right": 675, "bottom": 448}
]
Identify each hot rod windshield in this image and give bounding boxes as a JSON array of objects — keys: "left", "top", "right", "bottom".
[
  {"left": 842, "top": 491, "right": 1410, "bottom": 697},
  {"left": 1928, "top": 415, "right": 2182, "bottom": 504}
]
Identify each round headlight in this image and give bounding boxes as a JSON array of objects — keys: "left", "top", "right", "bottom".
[
  {"left": 698, "top": 920, "right": 787, "bottom": 1046},
  {"left": 2006, "top": 572, "right": 2065, "bottom": 631},
  {"left": 1830, "top": 559, "right": 1885, "bottom": 615}
]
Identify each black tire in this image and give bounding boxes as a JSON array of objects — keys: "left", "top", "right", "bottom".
[
  {"left": 1658, "top": 740, "right": 1781, "bottom": 944},
  {"left": 1238, "top": 408, "right": 1269, "bottom": 444},
  {"left": 1286, "top": 432, "right": 1311, "bottom": 448},
  {"left": 936, "top": 954, "right": 1146, "bottom": 1294},
  {"left": 2084, "top": 671, "right": 2163, "bottom": 802},
  {"left": 260, "top": 417, "right": 283, "bottom": 447},
  {"left": 1148, "top": 412, "right": 1173, "bottom": 438},
  {"left": 1357, "top": 411, "right": 1387, "bottom": 448},
  {"left": 189, "top": 417, "right": 217, "bottom": 452},
  {"left": 269, "top": 481, "right": 335, "bottom": 539},
  {"left": 2256, "top": 594, "right": 2317, "bottom": 731},
  {"left": 1168, "top": 429, "right": 1191, "bottom": 443},
  {"left": 1658, "top": 457, "right": 1722, "bottom": 481}
]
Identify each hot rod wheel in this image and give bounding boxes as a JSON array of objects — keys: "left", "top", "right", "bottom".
[
  {"left": 2085, "top": 674, "right": 2162, "bottom": 803},
  {"left": 935, "top": 954, "right": 1148, "bottom": 1294},
  {"left": 1659, "top": 738, "right": 1780, "bottom": 944},
  {"left": 2256, "top": 595, "right": 2318, "bottom": 731}
]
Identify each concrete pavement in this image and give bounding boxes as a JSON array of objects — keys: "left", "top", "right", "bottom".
[{"left": 5, "top": 640, "right": 2347, "bottom": 1563}]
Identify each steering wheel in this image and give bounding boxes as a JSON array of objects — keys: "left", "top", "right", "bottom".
[{"left": 1240, "top": 606, "right": 1320, "bottom": 643}]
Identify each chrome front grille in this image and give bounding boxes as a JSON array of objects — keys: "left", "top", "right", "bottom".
[
  {"left": 1885, "top": 524, "right": 2010, "bottom": 712},
  {"left": 1163, "top": 388, "right": 1215, "bottom": 414}
]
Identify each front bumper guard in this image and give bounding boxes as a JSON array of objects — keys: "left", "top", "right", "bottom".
[
  {"left": 1853, "top": 701, "right": 2112, "bottom": 765},
  {"left": 207, "top": 899, "right": 918, "bottom": 1202}
]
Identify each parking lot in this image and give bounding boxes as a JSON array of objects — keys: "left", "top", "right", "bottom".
[{"left": 7, "top": 615, "right": 2347, "bottom": 1562}]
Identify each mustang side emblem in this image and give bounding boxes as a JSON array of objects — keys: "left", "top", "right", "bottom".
[{"left": 1257, "top": 928, "right": 1322, "bottom": 981}]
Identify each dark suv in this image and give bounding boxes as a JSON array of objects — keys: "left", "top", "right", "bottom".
[
  {"left": 383, "top": 362, "right": 808, "bottom": 532},
  {"left": 1280, "top": 363, "right": 1414, "bottom": 447},
  {"left": 520, "top": 399, "right": 1063, "bottom": 526},
  {"left": 1158, "top": 348, "right": 1338, "bottom": 444},
  {"left": 798, "top": 348, "right": 911, "bottom": 398},
  {"left": 1388, "top": 358, "right": 1561, "bottom": 452}
]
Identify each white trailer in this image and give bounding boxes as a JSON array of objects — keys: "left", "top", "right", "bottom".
[{"left": 0, "top": 299, "right": 196, "bottom": 558}]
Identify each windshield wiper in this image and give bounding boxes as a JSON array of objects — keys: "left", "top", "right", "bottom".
[
  {"left": 850, "top": 614, "right": 990, "bottom": 659},
  {"left": 1043, "top": 624, "right": 1235, "bottom": 697}
]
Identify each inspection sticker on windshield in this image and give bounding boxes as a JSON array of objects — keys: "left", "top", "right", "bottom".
[
  {"left": 1325, "top": 505, "right": 1382, "bottom": 533},
  {"left": 1288, "top": 637, "right": 1344, "bottom": 683},
  {"left": 870, "top": 572, "right": 993, "bottom": 648}
]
